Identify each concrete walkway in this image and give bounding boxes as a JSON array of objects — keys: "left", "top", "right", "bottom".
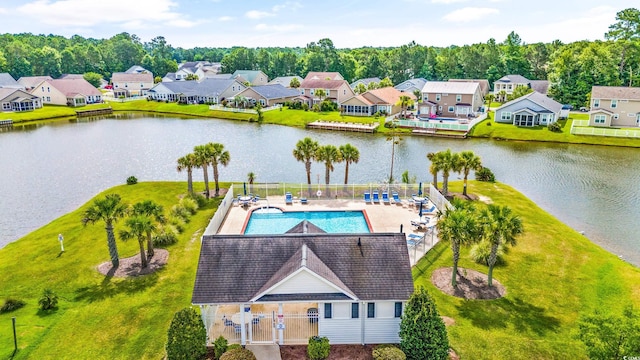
[{"left": 246, "top": 344, "right": 282, "bottom": 360}]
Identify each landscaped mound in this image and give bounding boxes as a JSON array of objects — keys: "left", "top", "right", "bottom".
[
  {"left": 431, "top": 267, "right": 506, "bottom": 300},
  {"left": 97, "top": 249, "right": 168, "bottom": 277}
]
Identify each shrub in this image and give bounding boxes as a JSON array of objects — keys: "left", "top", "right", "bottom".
[
  {"left": 213, "top": 335, "right": 228, "bottom": 360},
  {"left": 169, "top": 216, "right": 186, "bottom": 233},
  {"left": 219, "top": 348, "right": 256, "bottom": 360},
  {"left": 187, "top": 193, "right": 208, "bottom": 208},
  {"left": 38, "top": 289, "right": 58, "bottom": 311},
  {"left": 372, "top": 345, "right": 406, "bottom": 360},
  {"left": 486, "top": 121, "right": 492, "bottom": 126},
  {"left": 171, "top": 204, "right": 191, "bottom": 223},
  {"left": 0, "top": 298, "right": 26, "bottom": 313},
  {"left": 470, "top": 240, "right": 505, "bottom": 266},
  {"left": 475, "top": 166, "right": 496, "bottom": 182},
  {"left": 320, "top": 100, "right": 337, "bottom": 112},
  {"left": 126, "top": 176, "right": 138, "bottom": 185},
  {"left": 227, "top": 344, "right": 242, "bottom": 351},
  {"left": 153, "top": 226, "right": 179, "bottom": 247},
  {"left": 166, "top": 307, "right": 207, "bottom": 360},
  {"left": 307, "top": 336, "right": 330, "bottom": 360},
  {"left": 399, "top": 287, "right": 449, "bottom": 360},
  {"left": 311, "top": 104, "right": 320, "bottom": 112},
  {"left": 548, "top": 122, "right": 562, "bottom": 132},
  {"left": 302, "top": 103, "right": 309, "bottom": 111},
  {"left": 180, "top": 197, "right": 199, "bottom": 215}
]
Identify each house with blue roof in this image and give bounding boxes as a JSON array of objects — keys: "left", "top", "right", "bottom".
[
  {"left": 232, "top": 70, "right": 269, "bottom": 86},
  {"left": 494, "top": 91, "right": 562, "bottom": 127},
  {"left": 235, "top": 84, "right": 301, "bottom": 106},
  {"left": 394, "top": 78, "right": 426, "bottom": 95}
]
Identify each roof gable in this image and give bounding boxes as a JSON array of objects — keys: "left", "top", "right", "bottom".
[
  {"left": 495, "top": 91, "right": 562, "bottom": 113},
  {"left": 364, "top": 86, "right": 415, "bottom": 104},
  {"left": 591, "top": 86, "right": 640, "bottom": 101},
  {"left": 496, "top": 74, "right": 530, "bottom": 84},
  {"left": 233, "top": 70, "right": 267, "bottom": 83},
  {"left": 43, "top": 79, "right": 101, "bottom": 96},
  {"left": 304, "top": 72, "right": 344, "bottom": 81},
  {"left": 0, "top": 73, "right": 23, "bottom": 89}
]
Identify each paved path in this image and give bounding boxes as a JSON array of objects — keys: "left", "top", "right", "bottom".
[{"left": 246, "top": 344, "right": 282, "bottom": 360}]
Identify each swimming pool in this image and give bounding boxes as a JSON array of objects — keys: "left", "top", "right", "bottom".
[{"left": 244, "top": 210, "right": 371, "bottom": 234}]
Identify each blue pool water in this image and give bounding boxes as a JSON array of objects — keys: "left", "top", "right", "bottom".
[{"left": 244, "top": 210, "right": 370, "bottom": 234}]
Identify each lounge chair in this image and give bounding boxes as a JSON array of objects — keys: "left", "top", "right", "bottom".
[
  {"left": 411, "top": 219, "right": 428, "bottom": 229},
  {"left": 382, "top": 191, "right": 390, "bottom": 204},
  {"left": 392, "top": 192, "right": 400, "bottom": 204},
  {"left": 363, "top": 192, "right": 371, "bottom": 203},
  {"left": 372, "top": 190, "right": 380, "bottom": 203},
  {"left": 407, "top": 233, "right": 422, "bottom": 246},
  {"left": 419, "top": 205, "right": 437, "bottom": 217},
  {"left": 300, "top": 197, "right": 308, "bottom": 204},
  {"left": 285, "top": 192, "right": 293, "bottom": 205}
]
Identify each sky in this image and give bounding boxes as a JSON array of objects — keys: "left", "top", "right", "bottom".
[{"left": 0, "top": 0, "right": 637, "bottom": 48}]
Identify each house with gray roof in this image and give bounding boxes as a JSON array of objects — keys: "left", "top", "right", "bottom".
[
  {"left": 192, "top": 233, "right": 413, "bottom": 346},
  {"left": 588, "top": 86, "right": 640, "bottom": 127},
  {"left": 394, "top": 78, "right": 426, "bottom": 95},
  {"left": 0, "top": 73, "right": 24, "bottom": 89},
  {"left": 350, "top": 77, "right": 381, "bottom": 89},
  {"left": 494, "top": 91, "right": 562, "bottom": 127},
  {"left": 112, "top": 72, "right": 155, "bottom": 97},
  {"left": 232, "top": 70, "right": 269, "bottom": 86},
  {"left": 493, "top": 75, "right": 549, "bottom": 102},
  {"left": 125, "top": 65, "right": 152, "bottom": 75},
  {"left": 148, "top": 78, "right": 246, "bottom": 103},
  {"left": 268, "top": 76, "right": 303, "bottom": 88},
  {"left": 234, "top": 84, "right": 300, "bottom": 106},
  {"left": 0, "top": 88, "right": 42, "bottom": 112}
]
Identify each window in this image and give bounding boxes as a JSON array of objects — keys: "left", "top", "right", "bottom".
[
  {"left": 2, "top": 103, "right": 10, "bottom": 110},
  {"left": 438, "top": 105, "right": 442, "bottom": 111},
  {"left": 594, "top": 114, "right": 606, "bottom": 124},
  {"left": 456, "top": 94, "right": 462, "bottom": 102},
  {"left": 140, "top": 83, "right": 143, "bottom": 87},
  {"left": 593, "top": 99, "right": 600, "bottom": 107},
  {"left": 46, "top": 96, "right": 50, "bottom": 102},
  {"left": 352, "top": 303, "right": 359, "bottom": 318},
  {"left": 540, "top": 114, "right": 548, "bottom": 123},
  {"left": 259, "top": 99, "right": 266, "bottom": 106},
  {"left": 448, "top": 106, "right": 454, "bottom": 113},
  {"left": 367, "top": 303, "right": 375, "bottom": 318},
  {"left": 324, "top": 303, "right": 332, "bottom": 319},
  {"left": 47, "top": 87, "right": 50, "bottom": 92},
  {"left": 611, "top": 99, "right": 617, "bottom": 108},
  {"left": 435, "top": 94, "right": 441, "bottom": 101},
  {"left": 41, "top": 86, "right": 44, "bottom": 92},
  {"left": 394, "top": 302, "right": 402, "bottom": 318},
  {"left": 501, "top": 112, "right": 512, "bottom": 121},
  {"left": 343, "top": 89, "right": 346, "bottom": 95},
  {"left": 613, "top": 113, "right": 619, "bottom": 119},
  {"left": 301, "top": 89, "right": 305, "bottom": 95},
  {"left": 125, "top": 83, "right": 128, "bottom": 88},
  {"left": 507, "top": 84, "right": 513, "bottom": 91},
  {"left": 232, "top": 86, "right": 235, "bottom": 91},
  {"left": 310, "top": 89, "right": 314, "bottom": 96},
  {"left": 423, "top": 94, "right": 428, "bottom": 101}
]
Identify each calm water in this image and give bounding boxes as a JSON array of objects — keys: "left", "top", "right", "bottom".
[
  {"left": 1, "top": 113, "right": 639, "bottom": 265},
  {"left": 244, "top": 210, "right": 370, "bottom": 234}
]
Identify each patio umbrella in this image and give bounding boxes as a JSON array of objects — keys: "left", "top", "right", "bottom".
[
  {"left": 243, "top": 182, "right": 247, "bottom": 195},
  {"left": 418, "top": 182, "right": 422, "bottom": 196},
  {"left": 419, "top": 201, "right": 424, "bottom": 220}
]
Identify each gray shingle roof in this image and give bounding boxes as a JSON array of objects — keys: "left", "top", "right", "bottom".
[
  {"left": 496, "top": 74, "right": 530, "bottom": 84},
  {"left": 151, "top": 78, "right": 237, "bottom": 96},
  {"left": 591, "top": 86, "right": 640, "bottom": 100},
  {"left": 250, "top": 84, "right": 300, "bottom": 99},
  {"left": 394, "top": 78, "right": 427, "bottom": 92},
  {"left": 268, "top": 76, "right": 303, "bottom": 87},
  {"left": 232, "top": 70, "right": 267, "bottom": 83},
  {"left": 285, "top": 220, "right": 327, "bottom": 234},
  {"left": 496, "top": 91, "right": 563, "bottom": 113},
  {"left": 192, "top": 233, "right": 414, "bottom": 304},
  {"left": 529, "top": 80, "right": 549, "bottom": 94},
  {"left": 0, "top": 73, "right": 22, "bottom": 88},
  {"left": 350, "top": 77, "right": 381, "bottom": 88}
]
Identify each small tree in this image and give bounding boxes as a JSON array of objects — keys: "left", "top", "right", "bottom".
[
  {"left": 83, "top": 72, "right": 103, "bottom": 88},
  {"left": 289, "top": 77, "right": 300, "bottom": 88},
  {"left": 308, "top": 336, "right": 330, "bottom": 360},
  {"left": 379, "top": 77, "right": 394, "bottom": 87},
  {"left": 577, "top": 306, "right": 640, "bottom": 360},
  {"left": 38, "top": 289, "right": 58, "bottom": 311},
  {"left": 213, "top": 335, "right": 228, "bottom": 360},
  {"left": 166, "top": 307, "right": 207, "bottom": 360},
  {"left": 399, "top": 287, "right": 449, "bottom": 360},
  {"left": 354, "top": 83, "right": 367, "bottom": 94},
  {"left": 315, "top": 89, "right": 326, "bottom": 103}
]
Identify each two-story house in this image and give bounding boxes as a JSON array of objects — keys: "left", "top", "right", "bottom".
[
  {"left": 589, "top": 86, "right": 640, "bottom": 127},
  {"left": 298, "top": 75, "right": 355, "bottom": 107},
  {"left": 493, "top": 75, "right": 549, "bottom": 102},
  {"left": 112, "top": 72, "right": 154, "bottom": 97},
  {"left": 232, "top": 70, "right": 269, "bottom": 86},
  {"left": 420, "top": 81, "right": 483, "bottom": 118},
  {"left": 31, "top": 78, "right": 102, "bottom": 106}
]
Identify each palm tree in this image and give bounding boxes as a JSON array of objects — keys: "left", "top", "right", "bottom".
[
  {"left": 396, "top": 95, "right": 414, "bottom": 118},
  {"left": 354, "top": 83, "right": 367, "bottom": 94},
  {"left": 458, "top": 151, "right": 483, "bottom": 196},
  {"left": 437, "top": 202, "right": 478, "bottom": 287},
  {"left": 289, "top": 77, "right": 300, "bottom": 88},
  {"left": 119, "top": 215, "right": 155, "bottom": 268},
  {"left": 176, "top": 153, "right": 197, "bottom": 195},
  {"left": 427, "top": 152, "right": 443, "bottom": 190},
  {"left": 315, "top": 144, "right": 342, "bottom": 196},
  {"left": 479, "top": 205, "right": 523, "bottom": 287},
  {"left": 206, "top": 142, "right": 230, "bottom": 197},
  {"left": 315, "top": 89, "right": 326, "bottom": 103},
  {"left": 82, "top": 193, "right": 128, "bottom": 268},
  {"left": 339, "top": 143, "right": 359, "bottom": 186},
  {"left": 485, "top": 94, "right": 495, "bottom": 112},
  {"left": 247, "top": 172, "right": 256, "bottom": 194},
  {"left": 293, "top": 137, "right": 319, "bottom": 196},
  {"left": 386, "top": 121, "right": 402, "bottom": 183},
  {"left": 439, "top": 149, "right": 460, "bottom": 197},
  {"left": 193, "top": 145, "right": 211, "bottom": 198},
  {"left": 132, "top": 200, "right": 165, "bottom": 258}
]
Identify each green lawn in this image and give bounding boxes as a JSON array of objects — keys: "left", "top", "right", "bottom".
[
  {"left": 0, "top": 104, "right": 111, "bottom": 123},
  {"left": 0, "top": 182, "right": 217, "bottom": 359},
  {"left": 414, "top": 180, "right": 640, "bottom": 359},
  {"left": 469, "top": 112, "right": 640, "bottom": 147}
]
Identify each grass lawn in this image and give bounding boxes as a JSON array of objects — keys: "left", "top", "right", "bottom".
[
  {"left": 414, "top": 180, "right": 640, "bottom": 359},
  {"left": 0, "top": 181, "right": 217, "bottom": 359},
  {"left": 0, "top": 103, "right": 111, "bottom": 123},
  {"left": 469, "top": 112, "right": 640, "bottom": 147}
]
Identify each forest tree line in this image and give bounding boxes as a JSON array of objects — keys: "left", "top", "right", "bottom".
[{"left": 0, "top": 8, "right": 638, "bottom": 107}]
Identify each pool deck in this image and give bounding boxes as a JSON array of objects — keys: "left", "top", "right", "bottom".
[{"left": 217, "top": 197, "right": 440, "bottom": 265}]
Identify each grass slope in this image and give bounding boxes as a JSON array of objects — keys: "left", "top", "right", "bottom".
[
  {"left": 413, "top": 181, "right": 640, "bottom": 359},
  {"left": 0, "top": 182, "right": 216, "bottom": 359},
  {"left": 0, "top": 104, "right": 111, "bottom": 123}
]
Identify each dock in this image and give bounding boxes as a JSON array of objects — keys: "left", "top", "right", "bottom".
[
  {"left": 306, "top": 120, "right": 378, "bottom": 133},
  {"left": 412, "top": 129, "right": 467, "bottom": 139},
  {"left": 0, "top": 119, "right": 13, "bottom": 127},
  {"left": 75, "top": 107, "right": 113, "bottom": 117}
]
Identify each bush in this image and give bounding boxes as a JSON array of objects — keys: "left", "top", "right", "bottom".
[
  {"left": 153, "top": 226, "right": 179, "bottom": 247},
  {"left": 320, "top": 100, "right": 337, "bottom": 112},
  {"left": 470, "top": 240, "right": 505, "bottom": 266},
  {"left": 171, "top": 204, "right": 191, "bottom": 223},
  {"left": 187, "top": 193, "right": 208, "bottom": 208},
  {"left": 213, "top": 335, "right": 228, "bottom": 360},
  {"left": 227, "top": 344, "right": 242, "bottom": 351},
  {"left": 302, "top": 103, "right": 309, "bottom": 111},
  {"left": 399, "top": 287, "right": 449, "bottom": 360},
  {"left": 126, "top": 176, "right": 138, "bottom": 185},
  {"left": 308, "top": 336, "right": 330, "bottom": 360},
  {"left": 475, "top": 166, "right": 496, "bottom": 182},
  {"left": 0, "top": 298, "right": 26, "bottom": 313},
  {"left": 38, "top": 289, "right": 58, "bottom": 310},
  {"left": 548, "top": 122, "right": 562, "bottom": 132},
  {"left": 166, "top": 307, "right": 207, "bottom": 360},
  {"left": 486, "top": 121, "right": 492, "bottom": 126},
  {"left": 311, "top": 104, "right": 321, "bottom": 112},
  {"left": 169, "top": 216, "right": 186, "bottom": 233},
  {"left": 372, "top": 345, "right": 406, "bottom": 360},
  {"left": 180, "top": 197, "right": 199, "bottom": 215},
  {"left": 219, "top": 348, "right": 256, "bottom": 360}
]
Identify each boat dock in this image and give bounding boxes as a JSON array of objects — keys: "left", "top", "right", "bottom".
[
  {"left": 0, "top": 119, "right": 13, "bottom": 127},
  {"left": 412, "top": 129, "right": 467, "bottom": 138},
  {"left": 306, "top": 120, "right": 378, "bottom": 133},
  {"left": 75, "top": 107, "right": 113, "bottom": 117}
]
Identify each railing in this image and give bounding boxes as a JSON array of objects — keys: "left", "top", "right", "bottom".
[
  {"left": 570, "top": 119, "right": 640, "bottom": 138},
  {"left": 203, "top": 184, "right": 235, "bottom": 236}
]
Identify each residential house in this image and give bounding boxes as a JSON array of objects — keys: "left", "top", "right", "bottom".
[
  {"left": 111, "top": 72, "right": 154, "bottom": 97},
  {"left": 394, "top": 78, "right": 427, "bottom": 95},
  {"left": 448, "top": 79, "right": 490, "bottom": 98},
  {"left": 125, "top": 65, "right": 151, "bottom": 75},
  {"left": 192, "top": 233, "right": 413, "bottom": 346},
  {"left": 148, "top": 78, "right": 246, "bottom": 103},
  {"left": 350, "top": 77, "right": 381, "bottom": 89},
  {"left": 494, "top": 91, "right": 562, "bottom": 127},
  {"left": 234, "top": 84, "right": 300, "bottom": 106},
  {"left": 31, "top": 79, "right": 102, "bottom": 106},
  {"left": 163, "top": 61, "right": 214, "bottom": 82},
  {"left": 232, "top": 70, "right": 269, "bottom": 86},
  {"left": 420, "top": 81, "right": 483, "bottom": 118},
  {"left": 588, "top": 86, "right": 640, "bottom": 127},
  {"left": 0, "top": 73, "right": 24, "bottom": 89},
  {"left": 17, "top": 76, "right": 53, "bottom": 91},
  {"left": 341, "top": 87, "right": 416, "bottom": 116},
  {"left": 493, "top": 75, "right": 549, "bottom": 102},
  {"left": 0, "top": 88, "right": 42, "bottom": 112},
  {"left": 298, "top": 76, "right": 355, "bottom": 106},
  {"left": 304, "top": 72, "right": 344, "bottom": 81},
  {"left": 268, "top": 76, "right": 303, "bottom": 88}
]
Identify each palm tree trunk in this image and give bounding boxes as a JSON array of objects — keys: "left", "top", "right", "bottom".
[
  {"left": 389, "top": 141, "right": 395, "bottom": 182},
  {"left": 213, "top": 164, "right": 220, "bottom": 197},
  {"left": 325, "top": 166, "right": 330, "bottom": 198},
  {"left": 431, "top": 171, "right": 438, "bottom": 190},
  {"left": 105, "top": 224, "right": 119, "bottom": 268},
  {"left": 306, "top": 161, "right": 312, "bottom": 197},
  {"left": 187, "top": 169, "right": 193, "bottom": 195},
  {"left": 202, "top": 166, "right": 210, "bottom": 198},
  {"left": 463, "top": 174, "right": 469, "bottom": 196},
  {"left": 487, "top": 241, "right": 500, "bottom": 287},
  {"left": 138, "top": 239, "right": 148, "bottom": 268},
  {"left": 344, "top": 162, "right": 349, "bottom": 185},
  {"left": 146, "top": 231, "right": 154, "bottom": 258},
  {"left": 442, "top": 172, "right": 449, "bottom": 196},
  {"left": 451, "top": 243, "right": 460, "bottom": 287}
]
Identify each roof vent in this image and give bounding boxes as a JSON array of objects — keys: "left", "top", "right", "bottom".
[{"left": 301, "top": 244, "right": 307, "bottom": 267}]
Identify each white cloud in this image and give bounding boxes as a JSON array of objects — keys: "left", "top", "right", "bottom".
[
  {"left": 0, "top": 7, "right": 7, "bottom": 14},
  {"left": 218, "top": 16, "right": 234, "bottom": 22},
  {"left": 245, "top": 10, "right": 274, "bottom": 19},
  {"left": 432, "top": 0, "right": 468, "bottom": 3},
  {"left": 255, "top": 23, "right": 302, "bottom": 32},
  {"left": 272, "top": 1, "right": 302, "bottom": 12},
  {"left": 16, "top": 0, "right": 200, "bottom": 28},
  {"left": 443, "top": 7, "right": 499, "bottom": 22}
]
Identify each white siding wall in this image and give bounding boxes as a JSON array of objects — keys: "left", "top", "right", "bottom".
[
  {"left": 364, "top": 318, "right": 401, "bottom": 344},
  {"left": 268, "top": 270, "right": 337, "bottom": 295},
  {"left": 318, "top": 302, "right": 362, "bottom": 344}
]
